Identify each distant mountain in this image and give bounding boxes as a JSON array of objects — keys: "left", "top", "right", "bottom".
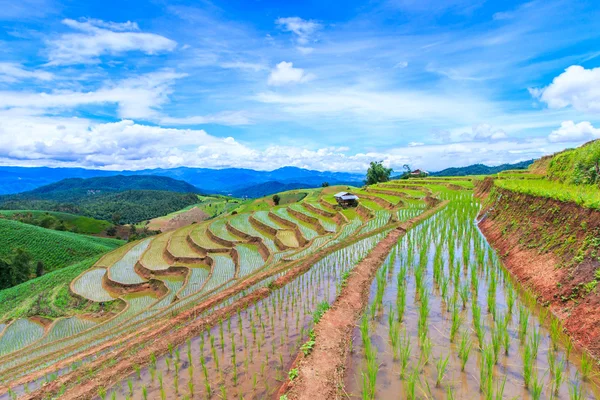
[
  {"left": 0, "top": 166, "right": 364, "bottom": 195},
  {"left": 24, "top": 175, "right": 200, "bottom": 201},
  {"left": 0, "top": 175, "right": 201, "bottom": 224},
  {"left": 230, "top": 181, "right": 314, "bottom": 198},
  {"left": 431, "top": 160, "right": 534, "bottom": 177}
]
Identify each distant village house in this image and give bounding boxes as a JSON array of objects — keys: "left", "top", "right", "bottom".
[
  {"left": 410, "top": 169, "right": 429, "bottom": 177},
  {"left": 334, "top": 191, "right": 359, "bottom": 207}
]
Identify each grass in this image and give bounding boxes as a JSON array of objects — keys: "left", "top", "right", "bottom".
[
  {"left": 495, "top": 179, "right": 600, "bottom": 209},
  {"left": 0, "top": 218, "right": 123, "bottom": 273},
  {"left": 0, "top": 210, "right": 112, "bottom": 234}
]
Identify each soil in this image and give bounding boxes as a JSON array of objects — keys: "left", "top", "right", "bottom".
[
  {"left": 280, "top": 201, "right": 449, "bottom": 400},
  {"left": 477, "top": 184, "right": 600, "bottom": 359},
  {"left": 146, "top": 207, "right": 210, "bottom": 232}
]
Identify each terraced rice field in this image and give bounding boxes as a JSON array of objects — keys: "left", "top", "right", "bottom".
[
  {"left": 108, "top": 239, "right": 151, "bottom": 285},
  {"left": 209, "top": 218, "right": 243, "bottom": 242},
  {"left": 140, "top": 232, "right": 173, "bottom": 270},
  {"left": 273, "top": 207, "right": 319, "bottom": 241},
  {"left": 0, "top": 319, "right": 45, "bottom": 356},
  {"left": 0, "top": 184, "right": 444, "bottom": 400},
  {"left": 71, "top": 268, "right": 115, "bottom": 302}
]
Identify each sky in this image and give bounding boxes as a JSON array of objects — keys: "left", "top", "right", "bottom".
[{"left": 1, "top": 0, "right": 600, "bottom": 172}]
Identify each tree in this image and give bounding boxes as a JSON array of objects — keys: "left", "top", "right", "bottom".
[
  {"left": 321, "top": 182, "right": 330, "bottom": 187},
  {"left": 272, "top": 194, "right": 281, "bottom": 205},
  {"left": 9, "top": 248, "right": 32, "bottom": 287},
  {"left": 0, "top": 258, "right": 10, "bottom": 290},
  {"left": 36, "top": 261, "right": 45, "bottom": 277},
  {"left": 111, "top": 212, "right": 122, "bottom": 225},
  {"left": 403, "top": 164, "right": 411, "bottom": 174},
  {"left": 106, "top": 226, "right": 117, "bottom": 236},
  {"left": 365, "top": 161, "right": 393, "bottom": 185}
]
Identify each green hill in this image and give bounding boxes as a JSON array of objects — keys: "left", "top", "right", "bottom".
[
  {"left": 431, "top": 160, "right": 533, "bottom": 177},
  {"left": 0, "top": 219, "right": 123, "bottom": 272},
  {"left": 0, "top": 175, "right": 202, "bottom": 224},
  {"left": 0, "top": 210, "right": 112, "bottom": 235},
  {"left": 545, "top": 139, "right": 600, "bottom": 185}
]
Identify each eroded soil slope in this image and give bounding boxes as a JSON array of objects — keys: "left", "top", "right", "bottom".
[{"left": 478, "top": 184, "right": 600, "bottom": 357}]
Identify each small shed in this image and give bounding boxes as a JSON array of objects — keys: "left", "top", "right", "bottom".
[
  {"left": 334, "top": 191, "right": 359, "bottom": 207},
  {"left": 410, "top": 169, "right": 429, "bottom": 177}
]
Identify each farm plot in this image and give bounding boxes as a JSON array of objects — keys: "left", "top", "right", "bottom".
[
  {"left": 209, "top": 218, "right": 243, "bottom": 242},
  {"left": 202, "top": 254, "right": 236, "bottom": 294},
  {"left": 305, "top": 201, "right": 335, "bottom": 213},
  {"left": 71, "top": 268, "right": 115, "bottom": 302},
  {"left": 103, "top": 227, "right": 392, "bottom": 400},
  {"left": 140, "top": 232, "right": 173, "bottom": 271},
  {"left": 229, "top": 214, "right": 278, "bottom": 254},
  {"left": 108, "top": 239, "right": 151, "bottom": 285},
  {"left": 252, "top": 210, "right": 285, "bottom": 230},
  {"left": 396, "top": 206, "right": 425, "bottom": 222},
  {"left": 189, "top": 223, "right": 228, "bottom": 251},
  {"left": 345, "top": 192, "right": 600, "bottom": 399},
  {"left": 153, "top": 278, "right": 185, "bottom": 308},
  {"left": 36, "top": 317, "right": 97, "bottom": 346},
  {"left": 276, "top": 229, "right": 300, "bottom": 248},
  {"left": 236, "top": 244, "right": 265, "bottom": 276},
  {"left": 178, "top": 267, "right": 210, "bottom": 299},
  {"left": 290, "top": 204, "right": 337, "bottom": 232},
  {"left": 273, "top": 208, "right": 318, "bottom": 241},
  {"left": 0, "top": 318, "right": 45, "bottom": 356},
  {"left": 358, "top": 210, "right": 391, "bottom": 235},
  {"left": 170, "top": 224, "right": 207, "bottom": 256}
]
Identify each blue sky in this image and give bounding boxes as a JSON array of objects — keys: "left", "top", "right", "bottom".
[{"left": 1, "top": 0, "right": 600, "bottom": 172}]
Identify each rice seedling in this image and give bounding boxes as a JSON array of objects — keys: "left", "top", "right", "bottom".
[
  {"left": 552, "top": 359, "right": 565, "bottom": 395},
  {"left": 569, "top": 380, "right": 584, "bottom": 400},
  {"left": 405, "top": 367, "right": 419, "bottom": 400},
  {"left": 450, "top": 305, "right": 462, "bottom": 343},
  {"left": 435, "top": 353, "right": 450, "bottom": 387},
  {"left": 458, "top": 331, "right": 472, "bottom": 372},
  {"left": 523, "top": 343, "right": 533, "bottom": 388},
  {"left": 581, "top": 352, "right": 593, "bottom": 381},
  {"left": 519, "top": 306, "right": 530, "bottom": 341}
]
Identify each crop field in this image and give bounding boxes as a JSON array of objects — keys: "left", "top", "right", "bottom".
[
  {"left": 236, "top": 244, "right": 265, "bottom": 276},
  {"left": 169, "top": 225, "right": 205, "bottom": 256},
  {"left": 345, "top": 193, "right": 600, "bottom": 399},
  {"left": 107, "top": 239, "right": 151, "bottom": 285},
  {"left": 4, "top": 180, "right": 597, "bottom": 400},
  {"left": 71, "top": 268, "right": 116, "bottom": 302},
  {"left": 0, "top": 218, "right": 123, "bottom": 272},
  {"left": 140, "top": 232, "right": 173, "bottom": 271},
  {"left": 189, "top": 223, "right": 227, "bottom": 251},
  {"left": 291, "top": 204, "right": 338, "bottom": 232},
  {"left": 209, "top": 218, "right": 243, "bottom": 242},
  {"left": 0, "top": 319, "right": 45, "bottom": 357},
  {"left": 276, "top": 229, "right": 300, "bottom": 248},
  {"left": 273, "top": 207, "right": 319, "bottom": 241},
  {"left": 0, "top": 210, "right": 112, "bottom": 234}
]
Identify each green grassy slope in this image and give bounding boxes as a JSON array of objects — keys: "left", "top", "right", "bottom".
[
  {"left": 0, "top": 219, "right": 123, "bottom": 272},
  {"left": 0, "top": 210, "right": 112, "bottom": 234}
]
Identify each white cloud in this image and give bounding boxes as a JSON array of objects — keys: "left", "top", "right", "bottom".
[
  {"left": 394, "top": 61, "right": 409, "bottom": 69},
  {"left": 408, "top": 142, "right": 424, "bottom": 146},
  {"left": 548, "top": 120, "right": 600, "bottom": 143},
  {"left": 219, "top": 61, "right": 267, "bottom": 71},
  {"left": 276, "top": 17, "right": 321, "bottom": 45},
  {"left": 531, "top": 65, "right": 600, "bottom": 113},
  {"left": 267, "top": 62, "right": 313, "bottom": 86},
  {"left": 46, "top": 18, "right": 177, "bottom": 65},
  {"left": 0, "top": 113, "right": 564, "bottom": 172},
  {"left": 160, "top": 111, "right": 252, "bottom": 126},
  {"left": 0, "top": 70, "right": 186, "bottom": 120},
  {"left": 0, "top": 63, "right": 54, "bottom": 83},
  {"left": 470, "top": 123, "right": 508, "bottom": 141},
  {"left": 297, "top": 46, "right": 314, "bottom": 55}
]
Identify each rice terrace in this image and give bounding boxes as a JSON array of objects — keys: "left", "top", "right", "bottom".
[
  {"left": 2, "top": 1, "right": 600, "bottom": 399},
  {"left": 0, "top": 141, "right": 599, "bottom": 400}
]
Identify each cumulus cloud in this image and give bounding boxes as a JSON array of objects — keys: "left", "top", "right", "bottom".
[
  {"left": 0, "top": 70, "right": 185, "bottom": 119},
  {"left": 548, "top": 120, "right": 600, "bottom": 143},
  {"left": 46, "top": 18, "right": 177, "bottom": 65},
  {"left": 530, "top": 65, "right": 600, "bottom": 113},
  {"left": 470, "top": 123, "right": 508, "bottom": 141},
  {"left": 267, "top": 62, "right": 313, "bottom": 86},
  {"left": 0, "top": 63, "right": 54, "bottom": 83},
  {"left": 0, "top": 113, "right": 562, "bottom": 172}
]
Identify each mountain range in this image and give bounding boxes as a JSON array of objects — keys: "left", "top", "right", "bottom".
[{"left": 0, "top": 166, "right": 364, "bottom": 196}]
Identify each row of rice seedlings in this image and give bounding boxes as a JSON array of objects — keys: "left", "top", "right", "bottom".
[
  {"left": 346, "top": 190, "right": 600, "bottom": 399},
  {"left": 100, "top": 228, "right": 388, "bottom": 399}
]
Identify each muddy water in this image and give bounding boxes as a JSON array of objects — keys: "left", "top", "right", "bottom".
[
  {"left": 345, "top": 193, "right": 600, "bottom": 400},
  {"left": 103, "top": 232, "right": 388, "bottom": 400}
]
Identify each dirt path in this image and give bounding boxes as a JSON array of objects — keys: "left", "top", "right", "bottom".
[{"left": 280, "top": 201, "right": 448, "bottom": 400}]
